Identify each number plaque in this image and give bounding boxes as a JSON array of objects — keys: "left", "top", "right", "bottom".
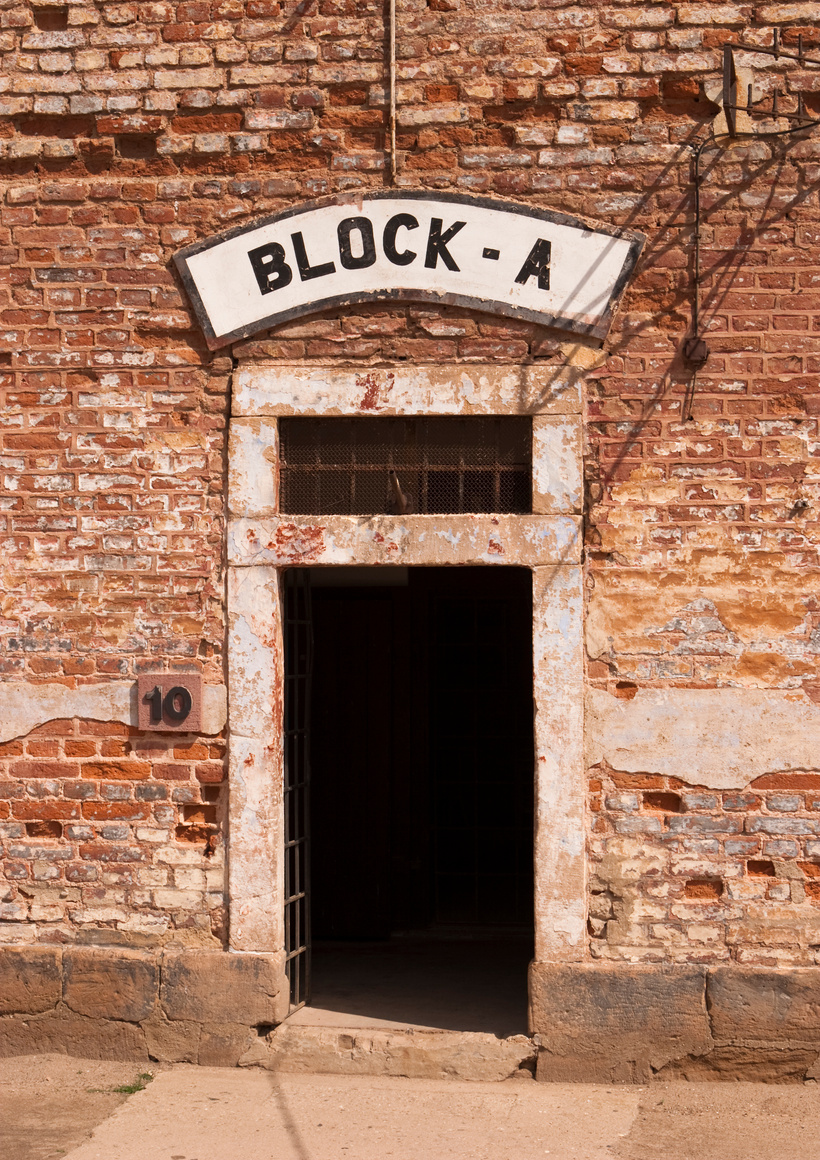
[{"left": 136, "top": 674, "right": 203, "bottom": 732}]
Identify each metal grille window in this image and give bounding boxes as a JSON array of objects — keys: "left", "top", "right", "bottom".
[{"left": 279, "top": 417, "right": 531, "bottom": 516}]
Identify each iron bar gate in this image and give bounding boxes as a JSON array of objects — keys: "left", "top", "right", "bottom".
[{"left": 283, "top": 569, "right": 313, "bottom": 1010}]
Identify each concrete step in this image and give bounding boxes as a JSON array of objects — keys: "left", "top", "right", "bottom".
[{"left": 240, "top": 1021, "right": 537, "bottom": 1082}]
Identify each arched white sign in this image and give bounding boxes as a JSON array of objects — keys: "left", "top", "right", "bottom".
[{"left": 175, "top": 192, "right": 644, "bottom": 349}]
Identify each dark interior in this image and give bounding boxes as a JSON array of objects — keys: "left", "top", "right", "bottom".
[{"left": 284, "top": 565, "right": 535, "bottom": 1030}]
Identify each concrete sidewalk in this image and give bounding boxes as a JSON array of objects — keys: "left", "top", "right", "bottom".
[{"left": 59, "top": 1066, "right": 820, "bottom": 1160}]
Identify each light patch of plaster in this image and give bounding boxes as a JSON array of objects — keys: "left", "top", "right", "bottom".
[
  {"left": 557, "top": 340, "right": 607, "bottom": 371},
  {"left": 532, "top": 416, "right": 582, "bottom": 514},
  {"left": 228, "top": 417, "right": 278, "bottom": 518},
  {"left": 587, "top": 687, "right": 820, "bottom": 789},
  {"left": 0, "top": 681, "right": 227, "bottom": 743},
  {"left": 233, "top": 363, "right": 582, "bottom": 418},
  {"left": 227, "top": 566, "right": 285, "bottom": 954},
  {"left": 533, "top": 565, "right": 586, "bottom": 961}
]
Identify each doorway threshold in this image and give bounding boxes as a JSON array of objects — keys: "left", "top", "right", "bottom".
[
  {"left": 287, "top": 934, "right": 533, "bottom": 1038},
  {"left": 243, "top": 934, "right": 538, "bottom": 1080}
]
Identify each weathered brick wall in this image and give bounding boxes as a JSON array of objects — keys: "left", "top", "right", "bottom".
[
  {"left": 2, "top": 1, "right": 820, "bottom": 960},
  {"left": 0, "top": 718, "right": 226, "bottom": 944},
  {"left": 590, "top": 768, "right": 820, "bottom": 966}
]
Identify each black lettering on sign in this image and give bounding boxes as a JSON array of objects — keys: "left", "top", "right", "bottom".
[
  {"left": 144, "top": 684, "right": 163, "bottom": 724},
  {"left": 163, "top": 686, "right": 193, "bottom": 723},
  {"left": 291, "top": 231, "right": 336, "bottom": 281},
  {"left": 424, "top": 218, "right": 465, "bottom": 271},
  {"left": 248, "top": 241, "right": 293, "bottom": 295},
  {"left": 337, "top": 216, "right": 377, "bottom": 270},
  {"left": 515, "top": 238, "right": 551, "bottom": 291},
  {"left": 383, "top": 213, "right": 419, "bottom": 266},
  {"left": 142, "top": 684, "right": 193, "bottom": 725}
]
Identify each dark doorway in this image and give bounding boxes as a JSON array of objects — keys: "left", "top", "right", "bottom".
[{"left": 285, "top": 566, "right": 534, "bottom": 1035}]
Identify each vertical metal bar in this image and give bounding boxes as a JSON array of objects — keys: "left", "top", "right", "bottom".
[
  {"left": 389, "top": 0, "right": 397, "bottom": 184},
  {"left": 493, "top": 419, "right": 501, "bottom": 511},
  {"left": 283, "top": 569, "right": 313, "bottom": 1011},
  {"left": 723, "top": 44, "right": 737, "bottom": 137}
]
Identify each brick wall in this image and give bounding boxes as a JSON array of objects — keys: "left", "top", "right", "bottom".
[
  {"left": 590, "top": 767, "right": 820, "bottom": 966},
  {"left": 2, "top": 1, "right": 820, "bottom": 959},
  {"left": 0, "top": 718, "right": 226, "bottom": 944}
]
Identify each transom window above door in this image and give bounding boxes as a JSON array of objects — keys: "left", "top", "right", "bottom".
[{"left": 278, "top": 417, "right": 532, "bottom": 516}]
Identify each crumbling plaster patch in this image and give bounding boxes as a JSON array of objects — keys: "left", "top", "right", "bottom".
[
  {"left": 587, "top": 687, "right": 820, "bottom": 790},
  {"left": 0, "top": 682, "right": 227, "bottom": 745}
]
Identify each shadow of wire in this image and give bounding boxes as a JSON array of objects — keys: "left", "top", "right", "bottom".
[{"left": 267, "top": 1072, "right": 315, "bottom": 1160}]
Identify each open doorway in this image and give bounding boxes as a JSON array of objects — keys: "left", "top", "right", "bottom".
[{"left": 284, "top": 566, "right": 534, "bottom": 1037}]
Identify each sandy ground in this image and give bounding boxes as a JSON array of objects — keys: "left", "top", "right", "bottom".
[
  {"left": 0, "top": 1055, "right": 152, "bottom": 1160},
  {"left": 4, "top": 1055, "right": 820, "bottom": 1160}
]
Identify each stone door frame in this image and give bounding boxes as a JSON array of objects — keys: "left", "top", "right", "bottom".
[{"left": 225, "top": 363, "right": 586, "bottom": 991}]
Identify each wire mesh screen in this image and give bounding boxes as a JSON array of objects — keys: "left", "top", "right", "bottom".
[{"left": 279, "top": 417, "right": 531, "bottom": 516}]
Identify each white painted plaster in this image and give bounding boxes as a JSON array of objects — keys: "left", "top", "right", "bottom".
[
  {"left": 532, "top": 416, "right": 583, "bottom": 514},
  {"left": 533, "top": 565, "right": 586, "bottom": 963},
  {"left": 227, "top": 567, "right": 285, "bottom": 954},
  {"left": 586, "top": 687, "right": 820, "bottom": 790},
  {"left": 233, "top": 363, "right": 582, "bottom": 418},
  {"left": 226, "top": 361, "right": 588, "bottom": 971},
  {"left": 0, "top": 681, "right": 227, "bottom": 744},
  {"left": 228, "top": 417, "right": 279, "bottom": 518},
  {"left": 229, "top": 514, "right": 582, "bottom": 568}
]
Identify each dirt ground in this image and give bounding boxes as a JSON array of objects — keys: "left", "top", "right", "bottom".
[
  {"left": 0, "top": 1055, "right": 159, "bottom": 1160},
  {"left": 4, "top": 1055, "right": 820, "bottom": 1160}
]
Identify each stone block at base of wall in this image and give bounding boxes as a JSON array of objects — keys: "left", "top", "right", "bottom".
[
  {"left": 530, "top": 962, "right": 820, "bottom": 1083},
  {"left": 0, "top": 946, "right": 288, "bottom": 1067},
  {"left": 6, "top": 948, "right": 820, "bottom": 1079}
]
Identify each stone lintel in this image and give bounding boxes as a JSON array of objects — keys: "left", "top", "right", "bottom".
[
  {"left": 232, "top": 363, "right": 583, "bottom": 418},
  {"left": 228, "top": 514, "right": 581, "bottom": 568}
]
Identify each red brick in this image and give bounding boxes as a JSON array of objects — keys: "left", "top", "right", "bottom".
[
  {"left": 9, "top": 762, "right": 80, "bottom": 779},
  {"left": 81, "top": 802, "right": 150, "bottom": 821},
  {"left": 81, "top": 761, "right": 151, "bottom": 781},
  {"left": 13, "top": 801, "right": 80, "bottom": 821}
]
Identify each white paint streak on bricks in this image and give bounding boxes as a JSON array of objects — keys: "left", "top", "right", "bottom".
[
  {"left": 587, "top": 688, "right": 820, "bottom": 790},
  {"left": 0, "top": 682, "right": 227, "bottom": 744}
]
